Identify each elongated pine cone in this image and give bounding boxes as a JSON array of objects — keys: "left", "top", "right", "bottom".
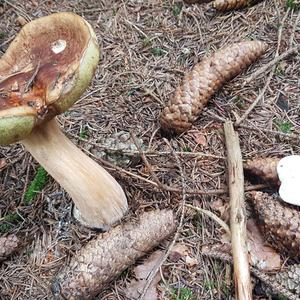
[
  {"left": 248, "top": 191, "right": 300, "bottom": 257},
  {"left": 52, "top": 210, "right": 177, "bottom": 300},
  {"left": 244, "top": 157, "right": 281, "bottom": 185},
  {"left": 160, "top": 41, "right": 267, "bottom": 133},
  {"left": 273, "top": 264, "right": 300, "bottom": 297},
  {"left": 0, "top": 234, "right": 19, "bottom": 261},
  {"left": 213, "top": 0, "right": 261, "bottom": 10}
]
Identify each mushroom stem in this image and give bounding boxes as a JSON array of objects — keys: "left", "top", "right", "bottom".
[{"left": 22, "top": 118, "right": 128, "bottom": 229}]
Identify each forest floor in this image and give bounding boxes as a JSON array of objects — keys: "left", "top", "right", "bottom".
[{"left": 0, "top": 0, "right": 299, "bottom": 299}]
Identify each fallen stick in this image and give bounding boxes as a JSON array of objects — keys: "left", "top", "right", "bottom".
[
  {"left": 224, "top": 121, "right": 252, "bottom": 300},
  {"left": 51, "top": 210, "right": 177, "bottom": 300}
]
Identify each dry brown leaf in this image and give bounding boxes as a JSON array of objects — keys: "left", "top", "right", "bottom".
[
  {"left": 191, "top": 131, "right": 207, "bottom": 147},
  {"left": 185, "top": 255, "right": 198, "bottom": 267},
  {"left": 210, "top": 199, "right": 230, "bottom": 223},
  {"left": 125, "top": 250, "right": 164, "bottom": 300},
  {"left": 169, "top": 243, "right": 189, "bottom": 262},
  {"left": 247, "top": 219, "right": 281, "bottom": 271},
  {"left": 169, "top": 243, "right": 198, "bottom": 267}
]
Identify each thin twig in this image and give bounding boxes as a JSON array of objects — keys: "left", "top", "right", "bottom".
[
  {"left": 84, "top": 147, "right": 268, "bottom": 195},
  {"left": 239, "top": 124, "right": 300, "bottom": 141},
  {"left": 185, "top": 204, "right": 231, "bottom": 235},
  {"left": 290, "top": 10, "right": 300, "bottom": 47},
  {"left": 24, "top": 62, "right": 40, "bottom": 93},
  {"left": 139, "top": 139, "right": 187, "bottom": 300},
  {"left": 244, "top": 45, "right": 300, "bottom": 84},
  {"left": 70, "top": 132, "right": 225, "bottom": 160},
  {"left": 235, "top": 71, "right": 273, "bottom": 126},
  {"left": 236, "top": 8, "right": 291, "bottom": 126}
]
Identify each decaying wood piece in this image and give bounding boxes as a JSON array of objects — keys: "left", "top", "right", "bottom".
[
  {"left": 244, "top": 157, "right": 281, "bottom": 185},
  {"left": 213, "top": 0, "right": 262, "bottom": 11},
  {"left": 0, "top": 234, "right": 20, "bottom": 261},
  {"left": 160, "top": 41, "right": 267, "bottom": 133},
  {"left": 51, "top": 210, "right": 177, "bottom": 300},
  {"left": 224, "top": 121, "right": 252, "bottom": 300},
  {"left": 248, "top": 191, "right": 300, "bottom": 257}
]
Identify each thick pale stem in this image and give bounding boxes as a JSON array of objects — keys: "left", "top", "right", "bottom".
[{"left": 22, "top": 118, "right": 128, "bottom": 228}]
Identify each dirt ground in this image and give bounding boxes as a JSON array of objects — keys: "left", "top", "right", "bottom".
[{"left": 0, "top": 0, "right": 299, "bottom": 299}]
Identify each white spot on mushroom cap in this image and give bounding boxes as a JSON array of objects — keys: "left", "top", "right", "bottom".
[
  {"left": 51, "top": 39, "right": 66, "bottom": 54},
  {"left": 277, "top": 155, "right": 300, "bottom": 206}
]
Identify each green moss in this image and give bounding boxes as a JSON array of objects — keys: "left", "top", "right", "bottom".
[
  {"left": 0, "top": 223, "right": 13, "bottom": 233},
  {"left": 173, "top": 4, "right": 183, "bottom": 17},
  {"left": 79, "top": 128, "right": 89, "bottom": 140},
  {"left": 286, "top": 0, "right": 300, "bottom": 10},
  {"left": 172, "top": 288, "right": 196, "bottom": 300},
  {"left": 274, "top": 119, "right": 293, "bottom": 134},
  {"left": 3, "top": 213, "right": 21, "bottom": 223},
  {"left": 142, "top": 37, "right": 152, "bottom": 48},
  {"left": 151, "top": 47, "right": 165, "bottom": 56},
  {"left": 24, "top": 166, "right": 49, "bottom": 205},
  {"left": 0, "top": 32, "right": 6, "bottom": 39}
]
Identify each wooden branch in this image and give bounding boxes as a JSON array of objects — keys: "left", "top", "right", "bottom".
[{"left": 224, "top": 121, "right": 252, "bottom": 300}]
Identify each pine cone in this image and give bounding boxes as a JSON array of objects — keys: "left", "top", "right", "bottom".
[
  {"left": 160, "top": 41, "right": 267, "bottom": 133},
  {"left": 248, "top": 191, "right": 300, "bottom": 258},
  {"left": 244, "top": 157, "right": 281, "bottom": 185},
  {"left": 212, "top": 0, "right": 262, "bottom": 10},
  {"left": 0, "top": 234, "right": 19, "bottom": 261},
  {"left": 52, "top": 210, "right": 177, "bottom": 300},
  {"left": 274, "top": 264, "right": 300, "bottom": 296}
]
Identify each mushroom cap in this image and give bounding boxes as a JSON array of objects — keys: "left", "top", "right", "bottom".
[
  {"left": 0, "top": 12, "right": 99, "bottom": 145},
  {"left": 277, "top": 155, "right": 300, "bottom": 206}
]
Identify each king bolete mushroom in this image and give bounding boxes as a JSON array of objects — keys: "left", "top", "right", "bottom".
[{"left": 0, "top": 12, "right": 128, "bottom": 229}]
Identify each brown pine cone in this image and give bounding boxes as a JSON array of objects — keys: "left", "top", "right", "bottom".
[
  {"left": 248, "top": 191, "right": 300, "bottom": 258},
  {"left": 0, "top": 234, "right": 19, "bottom": 261},
  {"left": 52, "top": 210, "right": 177, "bottom": 300},
  {"left": 160, "top": 41, "right": 267, "bottom": 133},
  {"left": 244, "top": 157, "right": 281, "bottom": 185},
  {"left": 273, "top": 264, "right": 300, "bottom": 296},
  {"left": 212, "top": 0, "right": 262, "bottom": 10}
]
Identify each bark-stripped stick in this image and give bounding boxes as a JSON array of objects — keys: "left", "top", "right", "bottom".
[
  {"left": 51, "top": 210, "right": 177, "bottom": 300},
  {"left": 160, "top": 41, "right": 267, "bottom": 134},
  {"left": 224, "top": 121, "right": 252, "bottom": 300}
]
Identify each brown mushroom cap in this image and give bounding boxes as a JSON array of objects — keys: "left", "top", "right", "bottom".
[{"left": 0, "top": 12, "right": 99, "bottom": 145}]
